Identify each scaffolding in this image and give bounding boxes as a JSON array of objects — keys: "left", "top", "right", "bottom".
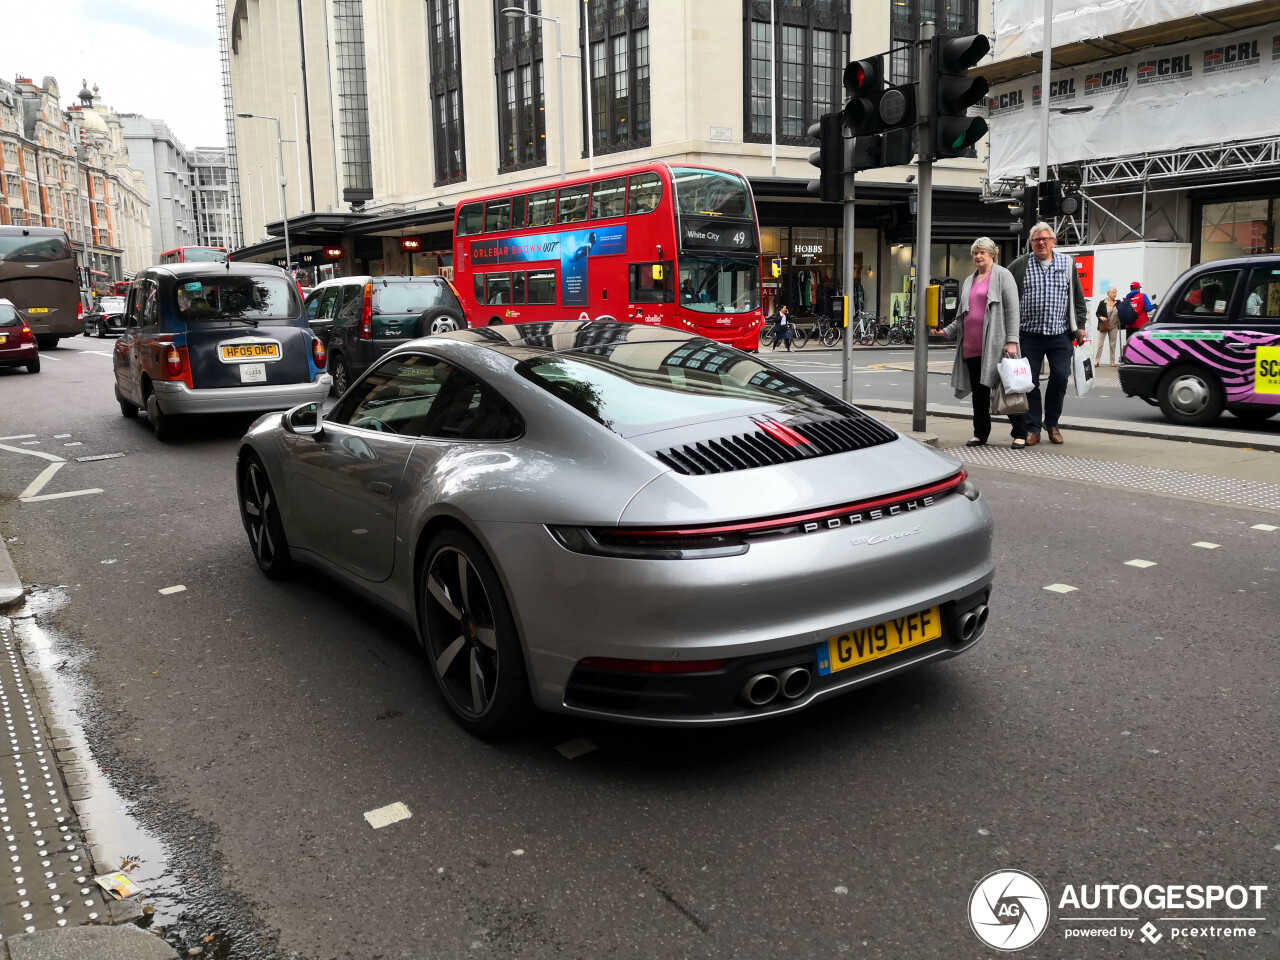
[{"left": 216, "top": 0, "right": 245, "bottom": 249}]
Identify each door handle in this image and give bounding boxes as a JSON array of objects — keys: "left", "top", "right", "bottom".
[
  {"left": 1225, "top": 343, "right": 1252, "bottom": 353},
  {"left": 367, "top": 481, "right": 393, "bottom": 496}
]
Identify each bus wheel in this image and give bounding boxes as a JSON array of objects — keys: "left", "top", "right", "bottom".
[{"left": 488, "top": 317, "right": 504, "bottom": 326}]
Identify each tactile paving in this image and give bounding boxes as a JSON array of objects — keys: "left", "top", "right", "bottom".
[
  {"left": 944, "top": 445, "right": 1280, "bottom": 512},
  {"left": 0, "top": 622, "right": 105, "bottom": 940}
]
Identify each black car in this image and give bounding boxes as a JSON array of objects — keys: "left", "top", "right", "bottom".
[
  {"left": 303, "top": 275, "right": 467, "bottom": 395},
  {"left": 84, "top": 296, "right": 128, "bottom": 338},
  {"left": 113, "top": 262, "right": 332, "bottom": 440}
]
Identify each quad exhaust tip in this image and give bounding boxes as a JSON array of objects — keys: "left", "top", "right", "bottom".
[
  {"left": 741, "top": 666, "right": 812, "bottom": 707},
  {"left": 741, "top": 673, "right": 780, "bottom": 706},
  {"left": 957, "top": 604, "right": 989, "bottom": 643}
]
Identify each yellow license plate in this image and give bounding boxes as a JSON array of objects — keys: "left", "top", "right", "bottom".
[
  {"left": 817, "top": 606, "right": 942, "bottom": 676},
  {"left": 27, "top": 307, "right": 49, "bottom": 313},
  {"left": 220, "top": 343, "right": 280, "bottom": 361}
]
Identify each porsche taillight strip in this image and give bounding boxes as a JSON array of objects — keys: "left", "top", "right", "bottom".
[{"left": 607, "top": 470, "right": 967, "bottom": 539}]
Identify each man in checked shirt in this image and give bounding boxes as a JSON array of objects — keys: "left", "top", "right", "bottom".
[{"left": 1007, "top": 222, "right": 1088, "bottom": 445}]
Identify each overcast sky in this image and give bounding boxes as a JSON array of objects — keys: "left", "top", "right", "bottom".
[{"left": 4, "top": 0, "right": 226, "bottom": 148}]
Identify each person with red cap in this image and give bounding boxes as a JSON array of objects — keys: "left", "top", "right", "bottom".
[{"left": 1122, "top": 280, "right": 1154, "bottom": 340}]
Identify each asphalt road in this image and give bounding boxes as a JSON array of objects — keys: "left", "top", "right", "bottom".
[
  {"left": 0, "top": 337, "right": 1276, "bottom": 958},
  {"left": 768, "top": 344, "right": 1280, "bottom": 436}
]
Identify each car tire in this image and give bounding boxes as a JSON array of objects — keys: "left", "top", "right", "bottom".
[
  {"left": 1231, "top": 408, "right": 1277, "bottom": 426},
  {"left": 416, "top": 308, "right": 462, "bottom": 337},
  {"left": 330, "top": 353, "right": 350, "bottom": 397},
  {"left": 419, "top": 527, "right": 531, "bottom": 738},
  {"left": 83, "top": 323, "right": 94, "bottom": 338},
  {"left": 115, "top": 384, "right": 138, "bottom": 419},
  {"left": 146, "top": 391, "right": 179, "bottom": 442},
  {"left": 238, "top": 454, "right": 294, "bottom": 580},
  {"left": 96, "top": 321, "right": 107, "bottom": 339},
  {"left": 35, "top": 335, "right": 58, "bottom": 351},
  {"left": 1157, "top": 364, "right": 1224, "bottom": 426},
  {"left": 26, "top": 357, "right": 40, "bottom": 374}
]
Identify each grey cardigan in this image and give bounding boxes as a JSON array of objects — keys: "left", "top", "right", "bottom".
[{"left": 941, "top": 263, "right": 1021, "bottom": 398}]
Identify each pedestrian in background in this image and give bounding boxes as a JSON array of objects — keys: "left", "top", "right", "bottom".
[
  {"left": 771, "top": 304, "right": 793, "bottom": 352},
  {"left": 1007, "top": 223, "right": 1088, "bottom": 446},
  {"left": 1124, "top": 280, "right": 1154, "bottom": 330},
  {"left": 941, "top": 237, "right": 1027, "bottom": 448},
  {"left": 1095, "top": 286, "right": 1120, "bottom": 366}
]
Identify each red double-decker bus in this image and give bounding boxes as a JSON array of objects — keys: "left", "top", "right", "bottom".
[
  {"left": 453, "top": 162, "right": 763, "bottom": 349},
  {"left": 158, "top": 246, "right": 229, "bottom": 265}
]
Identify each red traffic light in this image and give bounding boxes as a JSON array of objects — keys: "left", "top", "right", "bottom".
[{"left": 844, "top": 58, "right": 882, "bottom": 97}]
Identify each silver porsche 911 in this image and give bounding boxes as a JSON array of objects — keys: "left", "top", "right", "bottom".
[{"left": 237, "top": 321, "right": 993, "bottom": 735}]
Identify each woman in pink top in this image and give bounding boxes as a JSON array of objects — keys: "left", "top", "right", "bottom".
[{"left": 940, "top": 237, "right": 1026, "bottom": 448}]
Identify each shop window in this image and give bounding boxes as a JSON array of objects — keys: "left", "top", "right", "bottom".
[{"left": 581, "top": 1, "right": 650, "bottom": 156}]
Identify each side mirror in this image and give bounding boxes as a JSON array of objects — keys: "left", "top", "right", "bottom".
[{"left": 283, "top": 402, "right": 323, "bottom": 437}]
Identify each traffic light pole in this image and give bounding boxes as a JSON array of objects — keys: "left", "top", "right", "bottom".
[
  {"left": 912, "top": 21, "right": 935, "bottom": 434},
  {"left": 841, "top": 169, "right": 855, "bottom": 403}
]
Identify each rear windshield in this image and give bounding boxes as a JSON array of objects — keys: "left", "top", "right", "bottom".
[
  {"left": 181, "top": 248, "right": 228, "bottom": 263},
  {"left": 374, "top": 281, "right": 461, "bottom": 315},
  {"left": 97, "top": 297, "right": 126, "bottom": 313},
  {"left": 0, "top": 303, "right": 19, "bottom": 327},
  {"left": 0, "top": 234, "right": 73, "bottom": 262},
  {"left": 173, "top": 276, "right": 298, "bottom": 323},
  {"left": 516, "top": 338, "right": 846, "bottom": 437}
]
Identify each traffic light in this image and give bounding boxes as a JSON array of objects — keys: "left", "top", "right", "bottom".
[
  {"left": 843, "top": 57, "right": 916, "bottom": 136},
  {"left": 806, "top": 111, "right": 845, "bottom": 204},
  {"left": 1008, "top": 183, "right": 1037, "bottom": 234},
  {"left": 931, "top": 34, "right": 991, "bottom": 159},
  {"left": 851, "top": 129, "right": 915, "bottom": 172},
  {"left": 1039, "top": 179, "right": 1081, "bottom": 217}
]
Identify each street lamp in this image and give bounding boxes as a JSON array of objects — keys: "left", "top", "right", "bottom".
[
  {"left": 237, "top": 113, "right": 291, "bottom": 269},
  {"left": 501, "top": 4, "right": 593, "bottom": 178}
]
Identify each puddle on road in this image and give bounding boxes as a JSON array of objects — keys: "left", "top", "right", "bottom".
[{"left": 8, "top": 587, "right": 274, "bottom": 959}]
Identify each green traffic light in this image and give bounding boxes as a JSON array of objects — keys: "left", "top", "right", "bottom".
[{"left": 947, "top": 117, "right": 988, "bottom": 151}]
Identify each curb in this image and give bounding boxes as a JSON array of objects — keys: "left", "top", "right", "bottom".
[{"left": 854, "top": 399, "right": 1280, "bottom": 453}]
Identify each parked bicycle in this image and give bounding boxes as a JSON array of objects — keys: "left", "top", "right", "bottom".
[{"left": 887, "top": 316, "right": 915, "bottom": 345}]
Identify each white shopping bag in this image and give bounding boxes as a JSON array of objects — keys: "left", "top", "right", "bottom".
[
  {"left": 1072, "top": 342, "right": 1095, "bottom": 397},
  {"left": 998, "top": 356, "right": 1033, "bottom": 394}
]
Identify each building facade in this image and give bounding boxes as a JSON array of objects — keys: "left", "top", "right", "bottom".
[
  {"left": 121, "top": 115, "right": 199, "bottom": 263},
  {"left": 0, "top": 77, "right": 152, "bottom": 283},
  {"left": 190, "top": 146, "right": 237, "bottom": 251},
  {"left": 984, "top": 0, "right": 1280, "bottom": 295},
  {"left": 226, "top": 0, "right": 1001, "bottom": 315}
]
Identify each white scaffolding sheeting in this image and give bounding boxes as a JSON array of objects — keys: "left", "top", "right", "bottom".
[
  {"left": 994, "top": 0, "right": 1253, "bottom": 60},
  {"left": 987, "top": 22, "right": 1280, "bottom": 179}
]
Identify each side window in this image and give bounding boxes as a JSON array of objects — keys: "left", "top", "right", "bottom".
[
  {"left": 558, "top": 185, "right": 589, "bottom": 224},
  {"left": 1176, "top": 270, "right": 1240, "bottom": 320},
  {"left": 423, "top": 369, "right": 523, "bottom": 440},
  {"left": 1244, "top": 267, "right": 1280, "bottom": 319},
  {"left": 510, "top": 194, "right": 526, "bottom": 230},
  {"left": 456, "top": 202, "right": 484, "bottom": 237},
  {"left": 474, "top": 273, "right": 485, "bottom": 304},
  {"left": 329, "top": 354, "right": 451, "bottom": 435},
  {"left": 485, "top": 198, "right": 512, "bottom": 233},
  {"left": 591, "top": 177, "right": 627, "bottom": 219},
  {"left": 304, "top": 290, "right": 323, "bottom": 321},
  {"left": 124, "top": 285, "right": 143, "bottom": 327},
  {"left": 627, "top": 172, "right": 662, "bottom": 215},
  {"left": 318, "top": 287, "right": 344, "bottom": 320},
  {"left": 485, "top": 273, "right": 512, "bottom": 305},
  {"left": 527, "top": 189, "right": 556, "bottom": 228},
  {"left": 512, "top": 272, "right": 526, "bottom": 305},
  {"left": 140, "top": 282, "right": 158, "bottom": 327},
  {"left": 629, "top": 262, "right": 675, "bottom": 304},
  {"left": 336, "top": 284, "right": 364, "bottom": 319},
  {"left": 526, "top": 270, "right": 556, "bottom": 304}
]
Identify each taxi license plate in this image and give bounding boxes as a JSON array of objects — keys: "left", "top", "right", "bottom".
[
  {"left": 27, "top": 307, "right": 49, "bottom": 314},
  {"left": 220, "top": 343, "right": 280, "bottom": 361},
  {"left": 240, "top": 363, "right": 267, "bottom": 383},
  {"left": 816, "top": 606, "right": 942, "bottom": 676}
]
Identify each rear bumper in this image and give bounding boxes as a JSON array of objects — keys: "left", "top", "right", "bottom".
[
  {"left": 1118, "top": 363, "right": 1161, "bottom": 399},
  {"left": 0, "top": 345, "right": 39, "bottom": 365},
  {"left": 152, "top": 374, "right": 332, "bottom": 415}
]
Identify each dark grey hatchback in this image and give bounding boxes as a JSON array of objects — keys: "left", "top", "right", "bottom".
[{"left": 113, "top": 263, "right": 332, "bottom": 440}]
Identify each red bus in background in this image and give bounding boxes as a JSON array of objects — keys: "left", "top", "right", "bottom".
[
  {"left": 112, "top": 280, "right": 131, "bottom": 296},
  {"left": 452, "top": 162, "right": 763, "bottom": 350},
  {"left": 158, "top": 246, "right": 229, "bottom": 265}
]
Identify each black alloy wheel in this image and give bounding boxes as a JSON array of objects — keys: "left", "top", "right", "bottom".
[
  {"left": 238, "top": 455, "right": 294, "bottom": 579},
  {"left": 419, "top": 528, "right": 530, "bottom": 737},
  {"left": 330, "top": 354, "right": 350, "bottom": 397}
]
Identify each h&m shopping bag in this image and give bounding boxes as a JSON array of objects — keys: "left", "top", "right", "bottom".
[{"left": 997, "top": 356, "right": 1034, "bottom": 394}]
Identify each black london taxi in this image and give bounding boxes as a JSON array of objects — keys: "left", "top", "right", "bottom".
[{"left": 114, "top": 263, "right": 331, "bottom": 440}]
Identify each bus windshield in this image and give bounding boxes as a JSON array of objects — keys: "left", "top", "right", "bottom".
[
  {"left": 182, "top": 247, "right": 228, "bottom": 263},
  {"left": 679, "top": 256, "right": 760, "bottom": 314},
  {"left": 0, "top": 234, "right": 73, "bottom": 262},
  {"left": 672, "top": 168, "right": 752, "bottom": 219}
]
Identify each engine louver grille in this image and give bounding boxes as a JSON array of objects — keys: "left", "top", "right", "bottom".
[{"left": 652, "top": 417, "right": 898, "bottom": 476}]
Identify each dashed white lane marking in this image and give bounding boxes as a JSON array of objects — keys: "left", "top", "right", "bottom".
[
  {"left": 158, "top": 585, "right": 186, "bottom": 595},
  {"left": 1253, "top": 524, "right": 1278, "bottom": 532},
  {"left": 0, "top": 435, "right": 36, "bottom": 441},
  {"left": 63, "top": 442, "right": 82, "bottom": 447},
  {"left": 53, "top": 434, "right": 71, "bottom": 439},
  {"left": 364, "top": 802, "right": 412, "bottom": 829},
  {"left": 1044, "top": 583, "right": 1078, "bottom": 593},
  {"left": 1192, "top": 542, "right": 1221, "bottom": 549},
  {"left": 1125, "top": 559, "right": 1158, "bottom": 568},
  {"left": 85, "top": 351, "right": 115, "bottom": 357},
  {"left": 34, "top": 353, "right": 62, "bottom": 360}
]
